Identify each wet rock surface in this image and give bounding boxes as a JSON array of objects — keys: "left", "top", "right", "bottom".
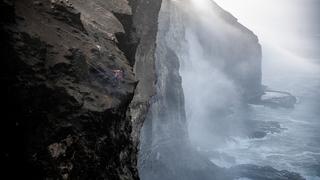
[
  {"left": 251, "top": 87, "right": 297, "bottom": 108},
  {"left": 246, "top": 120, "right": 284, "bottom": 139},
  {"left": 260, "top": 90, "right": 297, "bottom": 108},
  {"left": 0, "top": 0, "right": 161, "bottom": 179}
]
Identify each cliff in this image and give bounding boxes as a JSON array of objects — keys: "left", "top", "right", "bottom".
[
  {"left": 138, "top": 1, "right": 226, "bottom": 179},
  {"left": 138, "top": 0, "right": 303, "bottom": 180},
  {"left": 0, "top": 0, "right": 161, "bottom": 179},
  {"left": 187, "top": 0, "right": 263, "bottom": 102},
  {"left": 0, "top": 0, "right": 304, "bottom": 179}
]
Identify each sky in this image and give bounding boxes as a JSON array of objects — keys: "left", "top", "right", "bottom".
[{"left": 213, "top": 0, "right": 320, "bottom": 60}]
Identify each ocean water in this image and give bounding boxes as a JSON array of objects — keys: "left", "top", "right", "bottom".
[
  {"left": 209, "top": 0, "right": 320, "bottom": 179},
  {"left": 210, "top": 44, "right": 320, "bottom": 179}
]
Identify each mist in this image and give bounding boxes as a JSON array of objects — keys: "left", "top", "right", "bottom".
[
  {"left": 214, "top": 0, "right": 320, "bottom": 62},
  {"left": 182, "top": 28, "right": 244, "bottom": 146},
  {"left": 139, "top": 0, "right": 320, "bottom": 179},
  {"left": 206, "top": 0, "right": 320, "bottom": 178},
  {"left": 180, "top": 1, "right": 248, "bottom": 147},
  {"left": 177, "top": 0, "right": 263, "bottom": 149}
]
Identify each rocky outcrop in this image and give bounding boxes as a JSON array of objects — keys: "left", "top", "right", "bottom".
[
  {"left": 0, "top": 0, "right": 161, "bottom": 179},
  {"left": 259, "top": 89, "right": 297, "bottom": 108}
]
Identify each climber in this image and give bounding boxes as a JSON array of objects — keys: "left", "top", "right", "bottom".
[
  {"left": 111, "top": 69, "right": 124, "bottom": 87},
  {"left": 112, "top": 69, "right": 124, "bottom": 81}
]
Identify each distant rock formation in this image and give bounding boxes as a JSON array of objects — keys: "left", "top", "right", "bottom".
[{"left": 259, "top": 89, "right": 297, "bottom": 108}]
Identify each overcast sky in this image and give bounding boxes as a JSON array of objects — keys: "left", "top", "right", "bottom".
[{"left": 213, "top": 0, "right": 320, "bottom": 59}]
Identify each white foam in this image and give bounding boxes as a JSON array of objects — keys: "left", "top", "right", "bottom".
[{"left": 305, "top": 176, "right": 320, "bottom": 180}]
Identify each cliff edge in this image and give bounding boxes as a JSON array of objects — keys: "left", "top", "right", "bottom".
[{"left": 0, "top": 0, "right": 161, "bottom": 179}]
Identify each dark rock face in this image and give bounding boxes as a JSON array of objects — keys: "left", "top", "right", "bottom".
[{"left": 0, "top": 0, "right": 161, "bottom": 179}]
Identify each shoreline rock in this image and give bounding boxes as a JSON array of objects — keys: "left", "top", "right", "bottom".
[
  {"left": 261, "top": 90, "right": 297, "bottom": 109},
  {"left": 252, "top": 89, "right": 297, "bottom": 108}
]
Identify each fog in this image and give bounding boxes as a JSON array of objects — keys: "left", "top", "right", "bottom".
[
  {"left": 181, "top": 0, "right": 320, "bottom": 178},
  {"left": 202, "top": 0, "right": 320, "bottom": 179},
  {"left": 139, "top": 0, "right": 320, "bottom": 179},
  {"left": 181, "top": 28, "right": 244, "bottom": 146},
  {"left": 179, "top": 0, "right": 263, "bottom": 148},
  {"left": 214, "top": 0, "right": 320, "bottom": 61}
]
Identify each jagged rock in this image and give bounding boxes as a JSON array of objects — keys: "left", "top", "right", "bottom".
[
  {"left": 248, "top": 131, "right": 267, "bottom": 139},
  {"left": 260, "top": 90, "right": 297, "bottom": 108},
  {"left": 49, "top": 0, "right": 86, "bottom": 32},
  {"left": 0, "top": 0, "right": 161, "bottom": 179},
  {"left": 245, "top": 120, "right": 284, "bottom": 139}
]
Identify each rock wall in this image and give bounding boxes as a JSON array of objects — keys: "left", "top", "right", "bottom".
[
  {"left": 138, "top": 1, "right": 228, "bottom": 180},
  {"left": 138, "top": 0, "right": 303, "bottom": 180},
  {"left": 186, "top": 0, "right": 263, "bottom": 102},
  {"left": 179, "top": 0, "right": 263, "bottom": 146},
  {"left": 0, "top": 0, "right": 161, "bottom": 179}
]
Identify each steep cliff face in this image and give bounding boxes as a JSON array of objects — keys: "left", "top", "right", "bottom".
[
  {"left": 184, "top": 0, "right": 263, "bottom": 102},
  {"left": 0, "top": 0, "right": 161, "bottom": 179},
  {"left": 138, "top": 0, "right": 303, "bottom": 180},
  {"left": 138, "top": 1, "right": 224, "bottom": 179},
  {"left": 179, "top": 0, "right": 263, "bottom": 145},
  {"left": 138, "top": 1, "right": 228, "bottom": 180}
]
